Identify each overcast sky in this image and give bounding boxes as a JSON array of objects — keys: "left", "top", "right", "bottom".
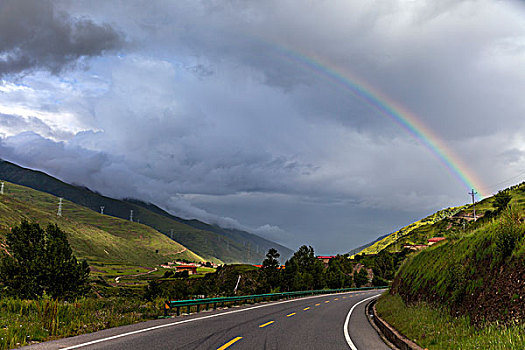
[{"left": 1, "top": 0, "right": 524, "bottom": 255}]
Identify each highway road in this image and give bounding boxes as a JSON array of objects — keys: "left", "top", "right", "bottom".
[{"left": 25, "top": 289, "right": 390, "bottom": 350}]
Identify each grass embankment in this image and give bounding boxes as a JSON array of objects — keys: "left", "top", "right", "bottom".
[
  {"left": 376, "top": 294, "right": 525, "bottom": 350},
  {"left": 0, "top": 297, "right": 164, "bottom": 350},
  {"left": 377, "top": 207, "right": 524, "bottom": 349},
  {"left": 392, "top": 208, "right": 524, "bottom": 324}
]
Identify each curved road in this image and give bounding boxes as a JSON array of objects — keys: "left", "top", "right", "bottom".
[{"left": 25, "top": 290, "right": 390, "bottom": 350}]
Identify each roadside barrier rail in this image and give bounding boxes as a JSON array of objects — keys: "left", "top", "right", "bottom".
[{"left": 164, "top": 286, "right": 388, "bottom": 316}]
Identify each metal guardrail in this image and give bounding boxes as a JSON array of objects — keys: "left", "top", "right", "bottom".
[{"left": 164, "top": 286, "right": 388, "bottom": 316}]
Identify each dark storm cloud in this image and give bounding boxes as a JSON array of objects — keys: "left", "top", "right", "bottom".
[
  {"left": 1, "top": 0, "right": 524, "bottom": 253},
  {"left": 0, "top": 0, "right": 124, "bottom": 76}
]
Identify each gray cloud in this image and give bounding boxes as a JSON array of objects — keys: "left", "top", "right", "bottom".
[
  {"left": 0, "top": 0, "right": 124, "bottom": 77},
  {"left": 0, "top": 0, "right": 524, "bottom": 253}
]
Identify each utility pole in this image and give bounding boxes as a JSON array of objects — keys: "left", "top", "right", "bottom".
[
  {"left": 0, "top": 182, "right": 4, "bottom": 195},
  {"left": 100, "top": 206, "right": 105, "bottom": 215},
  {"left": 129, "top": 210, "right": 133, "bottom": 222},
  {"left": 57, "top": 197, "right": 63, "bottom": 217},
  {"left": 469, "top": 189, "right": 477, "bottom": 221}
]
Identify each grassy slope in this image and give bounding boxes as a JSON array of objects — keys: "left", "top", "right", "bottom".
[
  {"left": 357, "top": 206, "right": 466, "bottom": 255},
  {"left": 390, "top": 206, "right": 524, "bottom": 323},
  {"left": 0, "top": 181, "right": 203, "bottom": 266},
  {"left": 358, "top": 182, "right": 525, "bottom": 255},
  {"left": 373, "top": 186, "right": 525, "bottom": 349},
  {"left": 0, "top": 159, "right": 292, "bottom": 263}
]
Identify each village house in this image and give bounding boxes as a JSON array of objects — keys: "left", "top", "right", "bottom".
[
  {"left": 428, "top": 237, "right": 446, "bottom": 245},
  {"left": 176, "top": 265, "right": 198, "bottom": 275}
]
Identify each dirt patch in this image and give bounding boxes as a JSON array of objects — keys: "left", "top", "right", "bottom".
[
  {"left": 89, "top": 266, "right": 104, "bottom": 273},
  {"left": 392, "top": 256, "right": 525, "bottom": 326},
  {"left": 454, "top": 258, "right": 525, "bottom": 324}
]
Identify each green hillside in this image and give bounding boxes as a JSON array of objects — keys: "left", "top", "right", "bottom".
[
  {"left": 0, "top": 181, "right": 203, "bottom": 266},
  {"left": 0, "top": 159, "right": 293, "bottom": 263},
  {"left": 356, "top": 206, "right": 466, "bottom": 255},
  {"left": 391, "top": 205, "right": 524, "bottom": 325},
  {"left": 357, "top": 182, "right": 525, "bottom": 255}
]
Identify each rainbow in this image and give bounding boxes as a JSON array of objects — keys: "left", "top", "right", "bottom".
[{"left": 270, "top": 45, "right": 487, "bottom": 199}]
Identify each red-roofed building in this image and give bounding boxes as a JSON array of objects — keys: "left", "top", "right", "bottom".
[
  {"left": 428, "top": 237, "right": 446, "bottom": 245},
  {"left": 176, "top": 265, "right": 198, "bottom": 275},
  {"left": 317, "top": 256, "right": 336, "bottom": 266}
]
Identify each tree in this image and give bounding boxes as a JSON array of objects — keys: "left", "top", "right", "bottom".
[
  {"left": 283, "top": 245, "right": 325, "bottom": 291},
  {"left": 0, "top": 221, "right": 90, "bottom": 299},
  {"left": 493, "top": 191, "right": 512, "bottom": 213},
  {"left": 261, "top": 248, "right": 281, "bottom": 291},
  {"left": 372, "top": 250, "right": 395, "bottom": 280}
]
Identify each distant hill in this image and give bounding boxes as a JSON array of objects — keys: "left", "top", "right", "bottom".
[
  {"left": 0, "top": 159, "right": 293, "bottom": 263},
  {"left": 0, "top": 181, "right": 203, "bottom": 266},
  {"left": 347, "top": 233, "right": 390, "bottom": 256},
  {"left": 357, "top": 181, "right": 525, "bottom": 255}
]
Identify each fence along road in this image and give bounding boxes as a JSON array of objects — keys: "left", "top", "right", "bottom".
[{"left": 23, "top": 289, "right": 389, "bottom": 350}]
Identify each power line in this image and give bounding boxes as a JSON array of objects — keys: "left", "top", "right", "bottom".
[{"left": 481, "top": 169, "right": 525, "bottom": 192}]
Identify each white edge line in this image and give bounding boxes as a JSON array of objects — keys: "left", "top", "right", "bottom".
[
  {"left": 344, "top": 294, "right": 381, "bottom": 350},
  {"left": 60, "top": 290, "right": 379, "bottom": 349}
]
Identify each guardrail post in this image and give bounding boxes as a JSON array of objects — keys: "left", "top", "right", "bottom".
[
  {"left": 213, "top": 302, "right": 217, "bottom": 310},
  {"left": 164, "top": 301, "right": 170, "bottom": 317},
  {"left": 176, "top": 306, "right": 180, "bottom": 316},
  {"left": 197, "top": 304, "right": 200, "bottom": 313}
]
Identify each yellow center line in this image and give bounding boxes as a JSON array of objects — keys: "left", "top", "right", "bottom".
[
  {"left": 303, "top": 307, "right": 310, "bottom": 311},
  {"left": 217, "top": 337, "right": 243, "bottom": 350},
  {"left": 259, "top": 320, "right": 275, "bottom": 328},
  {"left": 315, "top": 303, "right": 320, "bottom": 306},
  {"left": 286, "top": 312, "right": 296, "bottom": 317},
  {"left": 334, "top": 298, "right": 339, "bottom": 300},
  {"left": 324, "top": 300, "right": 330, "bottom": 303},
  {"left": 343, "top": 296, "right": 347, "bottom": 299}
]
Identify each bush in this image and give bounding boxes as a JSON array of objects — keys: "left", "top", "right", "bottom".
[
  {"left": 354, "top": 268, "right": 369, "bottom": 287},
  {"left": 372, "top": 274, "right": 388, "bottom": 287},
  {"left": 494, "top": 209, "right": 523, "bottom": 262}
]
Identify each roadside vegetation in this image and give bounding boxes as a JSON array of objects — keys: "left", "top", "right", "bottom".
[
  {"left": 376, "top": 294, "right": 525, "bottom": 350},
  {"left": 0, "top": 220, "right": 382, "bottom": 349},
  {"left": 0, "top": 297, "right": 163, "bottom": 350},
  {"left": 375, "top": 201, "right": 524, "bottom": 349}
]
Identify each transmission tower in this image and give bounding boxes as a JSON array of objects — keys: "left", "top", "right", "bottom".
[
  {"left": 469, "top": 189, "right": 477, "bottom": 221},
  {"left": 129, "top": 210, "right": 133, "bottom": 222},
  {"left": 57, "top": 197, "right": 63, "bottom": 217},
  {"left": 100, "top": 206, "right": 105, "bottom": 215},
  {"left": 0, "top": 182, "right": 4, "bottom": 195}
]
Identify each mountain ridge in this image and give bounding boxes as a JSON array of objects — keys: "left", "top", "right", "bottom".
[{"left": 0, "top": 159, "right": 292, "bottom": 263}]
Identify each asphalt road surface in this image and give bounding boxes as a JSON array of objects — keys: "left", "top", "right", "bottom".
[{"left": 24, "top": 289, "right": 390, "bottom": 350}]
